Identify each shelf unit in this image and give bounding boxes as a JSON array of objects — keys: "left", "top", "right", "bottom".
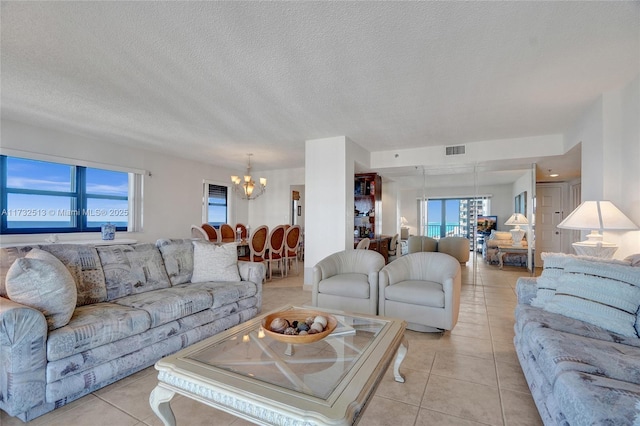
[{"left": 354, "top": 173, "right": 382, "bottom": 238}]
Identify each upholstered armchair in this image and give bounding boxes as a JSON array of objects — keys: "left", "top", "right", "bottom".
[
  {"left": 379, "top": 252, "right": 461, "bottom": 332},
  {"left": 437, "top": 236, "right": 470, "bottom": 264},
  {"left": 407, "top": 236, "right": 438, "bottom": 253},
  {"left": 312, "top": 249, "right": 385, "bottom": 315}
]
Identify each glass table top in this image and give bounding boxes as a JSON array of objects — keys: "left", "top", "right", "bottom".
[{"left": 183, "top": 307, "right": 389, "bottom": 400}]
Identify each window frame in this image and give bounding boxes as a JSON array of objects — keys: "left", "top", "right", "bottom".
[
  {"left": 204, "top": 182, "right": 230, "bottom": 227},
  {"left": 0, "top": 154, "right": 141, "bottom": 235}
]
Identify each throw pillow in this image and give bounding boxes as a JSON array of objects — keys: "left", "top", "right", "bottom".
[
  {"left": 6, "top": 248, "right": 77, "bottom": 330},
  {"left": 625, "top": 253, "right": 640, "bottom": 267},
  {"left": 191, "top": 240, "right": 241, "bottom": 283},
  {"left": 531, "top": 252, "right": 632, "bottom": 308},
  {"left": 543, "top": 258, "right": 640, "bottom": 337}
]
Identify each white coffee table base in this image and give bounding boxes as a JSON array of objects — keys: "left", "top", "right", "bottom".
[{"left": 150, "top": 337, "right": 408, "bottom": 426}]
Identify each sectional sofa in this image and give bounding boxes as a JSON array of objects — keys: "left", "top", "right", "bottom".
[
  {"left": 515, "top": 252, "right": 640, "bottom": 424},
  {"left": 0, "top": 239, "right": 265, "bottom": 422}
]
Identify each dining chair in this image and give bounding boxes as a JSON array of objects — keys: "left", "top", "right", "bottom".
[
  {"left": 238, "top": 225, "right": 269, "bottom": 272},
  {"left": 356, "top": 238, "right": 370, "bottom": 250},
  {"left": 219, "top": 223, "right": 236, "bottom": 243},
  {"left": 200, "top": 223, "right": 220, "bottom": 243},
  {"left": 190, "top": 225, "right": 208, "bottom": 240},
  {"left": 388, "top": 233, "right": 399, "bottom": 261},
  {"left": 266, "top": 225, "right": 286, "bottom": 280},
  {"left": 283, "top": 225, "right": 301, "bottom": 276},
  {"left": 235, "top": 223, "right": 248, "bottom": 240}
]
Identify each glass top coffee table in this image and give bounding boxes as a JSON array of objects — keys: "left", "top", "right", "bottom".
[{"left": 150, "top": 305, "right": 407, "bottom": 425}]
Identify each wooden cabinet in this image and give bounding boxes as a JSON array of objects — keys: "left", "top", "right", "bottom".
[{"left": 354, "top": 173, "right": 381, "bottom": 238}]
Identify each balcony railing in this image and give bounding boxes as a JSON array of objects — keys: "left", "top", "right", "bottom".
[{"left": 426, "top": 224, "right": 468, "bottom": 239}]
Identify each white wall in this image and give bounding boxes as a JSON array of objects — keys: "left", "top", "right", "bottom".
[
  {"left": 563, "top": 74, "right": 640, "bottom": 258},
  {"left": 0, "top": 119, "right": 247, "bottom": 245},
  {"left": 246, "top": 167, "right": 304, "bottom": 231}
]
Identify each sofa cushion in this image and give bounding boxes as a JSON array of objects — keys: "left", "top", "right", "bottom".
[
  {"left": 0, "top": 245, "right": 39, "bottom": 297},
  {"left": 6, "top": 248, "right": 77, "bottom": 330},
  {"left": 191, "top": 240, "right": 240, "bottom": 283},
  {"left": 113, "top": 286, "right": 212, "bottom": 327},
  {"left": 156, "top": 238, "right": 194, "bottom": 285},
  {"left": 318, "top": 273, "right": 370, "bottom": 299},
  {"left": 40, "top": 244, "right": 107, "bottom": 306},
  {"left": 531, "top": 252, "right": 632, "bottom": 308},
  {"left": 47, "top": 302, "right": 151, "bottom": 361},
  {"left": 184, "top": 280, "right": 258, "bottom": 309},
  {"left": 97, "top": 244, "right": 171, "bottom": 300},
  {"left": 544, "top": 259, "right": 640, "bottom": 337},
  {"left": 384, "top": 280, "right": 444, "bottom": 308}
]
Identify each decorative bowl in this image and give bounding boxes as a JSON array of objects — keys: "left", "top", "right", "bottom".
[{"left": 262, "top": 309, "right": 338, "bottom": 344}]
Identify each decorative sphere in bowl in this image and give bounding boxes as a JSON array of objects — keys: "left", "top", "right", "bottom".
[{"left": 262, "top": 309, "right": 338, "bottom": 344}]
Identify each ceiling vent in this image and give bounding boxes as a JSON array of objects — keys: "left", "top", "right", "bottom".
[{"left": 445, "top": 145, "right": 466, "bottom": 156}]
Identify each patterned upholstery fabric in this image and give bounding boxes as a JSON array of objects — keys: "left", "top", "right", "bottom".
[
  {"left": 514, "top": 266, "right": 640, "bottom": 425},
  {"left": 113, "top": 287, "right": 212, "bottom": 328},
  {"left": 0, "top": 241, "right": 264, "bottom": 422},
  {"left": 40, "top": 244, "right": 107, "bottom": 306},
  {"left": 97, "top": 244, "right": 171, "bottom": 300},
  {"left": 6, "top": 248, "right": 77, "bottom": 330},
  {"left": 156, "top": 238, "right": 194, "bottom": 285},
  {"left": 0, "top": 245, "right": 38, "bottom": 297},
  {"left": 47, "top": 303, "right": 151, "bottom": 361}
]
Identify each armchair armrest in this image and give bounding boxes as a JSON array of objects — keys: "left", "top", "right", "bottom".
[
  {"left": 0, "top": 297, "right": 48, "bottom": 417},
  {"left": 238, "top": 261, "right": 265, "bottom": 312}
]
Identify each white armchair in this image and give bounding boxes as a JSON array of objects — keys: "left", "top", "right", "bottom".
[
  {"left": 312, "top": 250, "right": 385, "bottom": 315},
  {"left": 379, "top": 252, "right": 461, "bottom": 332}
]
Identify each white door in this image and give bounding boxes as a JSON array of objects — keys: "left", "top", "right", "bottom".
[{"left": 535, "top": 184, "right": 564, "bottom": 265}]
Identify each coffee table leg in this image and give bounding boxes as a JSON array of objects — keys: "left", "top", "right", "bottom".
[
  {"left": 393, "top": 336, "right": 408, "bottom": 383},
  {"left": 150, "top": 385, "right": 176, "bottom": 426}
]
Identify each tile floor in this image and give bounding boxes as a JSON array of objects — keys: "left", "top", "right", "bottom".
[{"left": 1, "top": 255, "right": 543, "bottom": 426}]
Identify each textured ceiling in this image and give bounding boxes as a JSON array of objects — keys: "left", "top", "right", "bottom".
[{"left": 1, "top": 1, "right": 638, "bottom": 182}]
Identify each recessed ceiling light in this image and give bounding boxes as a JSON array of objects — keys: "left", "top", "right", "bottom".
[{"left": 550, "top": 173, "right": 559, "bottom": 178}]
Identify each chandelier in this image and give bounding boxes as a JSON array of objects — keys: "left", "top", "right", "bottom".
[{"left": 231, "top": 154, "right": 267, "bottom": 200}]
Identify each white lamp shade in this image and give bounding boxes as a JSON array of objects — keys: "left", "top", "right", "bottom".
[
  {"left": 505, "top": 213, "right": 528, "bottom": 226},
  {"left": 557, "top": 201, "right": 638, "bottom": 231}
]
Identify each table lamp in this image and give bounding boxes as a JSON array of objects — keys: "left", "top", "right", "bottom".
[
  {"left": 504, "top": 213, "right": 528, "bottom": 247},
  {"left": 557, "top": 200, "right": 638, "bottom": 258}
]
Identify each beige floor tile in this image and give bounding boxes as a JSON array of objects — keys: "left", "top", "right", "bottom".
[
  {"left": 422, "top": 375, "right": 503, "bottom": 425},
  {"left": 40, "top": 395, "right": 139, "bottom": 426},
  {"left": 431, "top": 352, "right": 497, "bottom": 387},
  {"left": 416, "top": 408, "right": 490, "bottom": 426},
  {"left": 451, "top": 319, "right": 492, "bottom": 340},
  {"left": 501, "top": 389, "right": 543, "bottom": 426},
  {"left": 496, "top": 361, "right": 531, "bottom": 394},
  {"left": 398, "top": 339, "right": 437, "bottom": 373},
  {"left": 442, "top": 334, "right": 495, "bottom": 360},
  {"left": 375, "top": 367, "right": 429, "bottom": 406},
  {"left": 97, "top": 370, "right": 162, "bottom": 421},
  {"left": 143, "top": 394, "right": 240, "bottom": 426},
  {"left": 357, "top": 395, "right": 420, "bottom": 426},
  {"left": 492, "top": 339, "right": 520, "bottom": 366},
  {"left": 458, "top": 310, "right": 490, "bottom": 325}
]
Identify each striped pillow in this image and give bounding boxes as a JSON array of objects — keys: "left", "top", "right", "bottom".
[{"left": 544, "top": 259, "right": 640, "bottom": 337}]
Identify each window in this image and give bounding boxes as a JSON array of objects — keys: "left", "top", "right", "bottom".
[
  {"left": 422, "top": 196, "right": 490, "bottom": 240},
  {"left": 206, "top": 183, "right": 228, "bottom": 227},
  {"left": 1, "top": 155, "right": 138, "bottom": 234}
]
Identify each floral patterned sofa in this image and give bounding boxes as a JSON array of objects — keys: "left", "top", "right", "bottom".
[
  {"left": 515, "top": 252, "right": 640, "bottom": 424},
  {"left": 0, "top": 239, "right": 265, "bottom": 422},
  {"left": 482, "top": 230, "right": 528, "bottom": 266}
]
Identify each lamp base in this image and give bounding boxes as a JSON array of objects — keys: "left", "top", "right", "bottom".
[
  {"left": 510, "top": 228, "right": 526, "bottom": 247},
  {"left": 572, "top": 241, "right": 618, "bottom": 259}
]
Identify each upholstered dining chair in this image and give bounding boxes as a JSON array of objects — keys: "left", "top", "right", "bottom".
[
  {"left": 200, "top": 223, "right": 220, "bottom": 243},
  {"left": 238, "top": 225, "right": 269, "bottom": 271},
  {"left": 388, "top": 233, "right": 400, "bottom": 261},
  {"left": 266, "top": 225, "right": 286, "bottom": 280},
  {"left": 219, "top": 223, "right": 236, "bottom": 243},
  {"left": 355, "top": 238, "right": 370, "bottom": 250},
  {"left": 283, "top": 225, "right": 301, "bottom": 276},
  {"left": 312, "top": 249, "right": 385, "bottom": 315},
  {"left": 235, "top": 223, "right": 248, "bottom": 240},
  {"left": 190, "top": 225, "right": 208, "bottom": 240}
]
